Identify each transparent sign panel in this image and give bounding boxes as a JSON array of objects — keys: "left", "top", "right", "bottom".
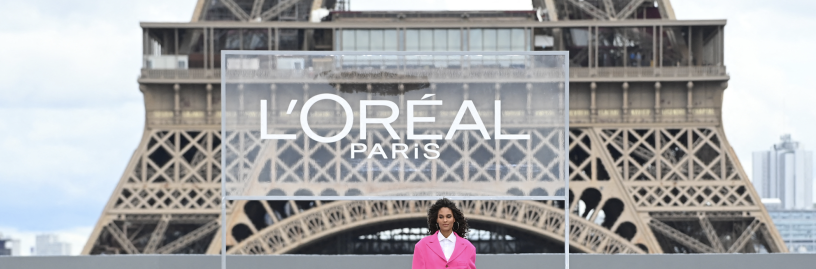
[
  {"left": 220, "top": 51, "right": 569, "bottom": 269},
  {"left": 221, "top": 51, "right": 568, "bottom": 200}
]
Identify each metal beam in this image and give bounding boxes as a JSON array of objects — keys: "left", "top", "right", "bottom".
[
  {"left": 123, "top": 214, "right": 216, "bottom": 224},
  {"left": 169, "top": 214, "right": 219, "bottom": 224},
  {"left": 566, "top": 0, "right": 609, "bottom": 20},
  {"left": 543, "top": 0, "right": 559, "bottom": 21},
  {"left": 156, "top": 220, "right": 219, "bottom": 254},
  {"left": 221, "top": 0, "right": 250, "bottom": 21},
  {"left": 608, "top": 133, "right": 692, "bottom": 177},
  {"left": 140, "top": 19, "right": 728, "bottom": 29},
  {"left": 656, "top": 0, "right": 677, "bottom": 20},
  {"left": 106, "top": 222, "right": 140, "bottom": 254},
  {"left": 144, "top": 215, "right": 171, "bottom": 253},
  {"left": 602, "top": 0, "right": 617, "bottom": 19},
  {"left": 698, "top": 214, "right": 725, "bottom": 252},
  {"left": 191, "top": 0, "right": 208, "bottom": 22},
  {"left": 648, "top": 219, "right": 717, "bottom": 253},
  {"left": 758, "top": 224, "right": 781, "bottom": 253},
  {"left": 650, "top": 211, "right": 750, "bottom": 221},
  {"left": 227, "top": 199, "right": 645, "bottom": 255},
  {"left": 727, "top": 219, "right": 761, "bottom": 253},
  {"left": 615, "top": 0, "right": 646, "bottom": 20},
  {"left": 260, "top": 0, "right": 303, "bottom": 21},
  {"left": 608, "top": 133, "right": 690, "bottom": 177},
  {"left": 250, "top": 0, "right": 265, "bottom": 20}
]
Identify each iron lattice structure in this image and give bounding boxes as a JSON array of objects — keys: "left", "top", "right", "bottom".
[{"left": 83, "top": 0, "right": 787, "bottom": 255}]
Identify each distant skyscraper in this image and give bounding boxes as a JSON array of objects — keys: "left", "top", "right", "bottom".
[
  {"left": 753, "top": 134, "right": 814, "bottom": 210},
  {"left": 0, "top": 233, "right": 21, "bottom": 256},
  {"left": 35, "top": 234, "right": 71, "bottom": 256}
]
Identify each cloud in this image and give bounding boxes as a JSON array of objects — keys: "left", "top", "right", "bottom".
[
  {"left": 0, "top": 0, "right": 196, "bottom": 108},
  {"left": 0, "top": 0, "right": 196, "bottom": 235},
  {"left": 0, "top": 105, "right": 144, "bottom": 230}
]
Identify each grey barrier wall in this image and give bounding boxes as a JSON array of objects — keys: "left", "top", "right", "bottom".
[{"left": 2, "top": 254, "right": 815, "bottom": 269}]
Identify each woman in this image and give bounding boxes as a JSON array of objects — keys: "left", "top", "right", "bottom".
[{"left": 412, "top": 198, "right": 476, "bottom": 269}]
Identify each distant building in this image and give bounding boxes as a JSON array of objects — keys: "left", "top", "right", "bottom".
[
  {"left": 0, "top": 232, "right": 21, "bottom": 256},
  {"left": 767, "top": 210, "right": 816, "bottom": 253},
  {"left": 35, "top": 234, "right": 71, "bottom": 256},
  {"left": 757, "top": 136, "right": 816, "bottom": 253},
  {"left": 762, "top": 198, "right": 783, "bottom": 210},
  {"left": 753, "top": 134, "right": 814, "bottom": 209}
]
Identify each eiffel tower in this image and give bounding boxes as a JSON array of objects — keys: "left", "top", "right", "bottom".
[{"left": 83, "top": 0, "right": 787, "bottom": 255}]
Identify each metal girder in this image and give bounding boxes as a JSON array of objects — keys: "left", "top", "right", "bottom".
[
  {"left": 602, "top": 0, "right": 616, "bottom": 18},
  {"left": 611, "top": 135, "right": 655, "bottom": 162},
  {"left": 532, "top": 0, "right": 560, "bottom": 21},
  {"left": 564, "top": 0, "right": 647, "bottom": 21},
  {"left": 727, "top": 219, "right": 761, "bottom": 253},
  {"left": 650, "top": 211, "right": 750, "bottom": 221},
  {"left": 123, "top": 214, "right": 163, "bottom": 223},
  {"left": 250, "top": 0, "right": 265, "bottom": 20},
  {"left": 167, "top": 215, "right": 218, "bottom": 224},
  {"left": 698, "top": 214, "right": 725, "bottom": 252},
  {"left": 228, "top": 199, "right": 645, "bottom": 255},
  {"left": 615, "top": 0, "right": 646, "bottom": 20},
  {"left": 156, "top": 220, "right": 219, "bottom": 254},
  {"left": 123, "top": 214, "right": 216, "bottom": 224},
  {"left": 648, "top": 219, "right": 717, "bottom": 253},
  {"left": 144, "top": 215, "right": 171, "bottom": 253},
  {"left": 566, "top": 0, "right": 609, "bottom": 20},
  {"left": 260, "top": 0, "right": 303, "bottom": 21},
  {"left": 221, "top": 0, "right": 250, "bottom": 21},
  {"left": 543, "top": 0, "right": 559, "bottom": 21},
  {"left": 656, "top": 0, "right": 676, "bottom": 20},
  {"left": 141, "top": 19, "right": 728, "bottom": 28},
  {"left": 570, "top": 47, "right": 589, "bottom": 64},
  {"left": 608, "top": 132, "right": 691, "bottom": 176},
  {"left": 758, "top": 224, "right": 781, "bottom": 253},
  {"left": 106, "top": 222, "right": 140, "bottom": 254}
]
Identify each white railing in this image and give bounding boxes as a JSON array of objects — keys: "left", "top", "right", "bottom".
[
  {"left": 140, "top": 69, "right": 221, "bottom": 80},
  {"left": 570, "top": 66, "right": 727, "bottom": 79},
  {"left": 140, "top": 66, "right": 727, "bottom": 81}
]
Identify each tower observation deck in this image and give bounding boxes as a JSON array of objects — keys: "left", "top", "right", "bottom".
[{"left": 83, "top": 0, "right": 787, "bottom": 255}]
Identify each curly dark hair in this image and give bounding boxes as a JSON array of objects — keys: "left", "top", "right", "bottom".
[{"left": 427, "top": 198, "right": 469, "bottom": 238}]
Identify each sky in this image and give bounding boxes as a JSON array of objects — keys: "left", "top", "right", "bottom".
[{"left": 0, "top": 0, "right": 814, "bottom": 256}]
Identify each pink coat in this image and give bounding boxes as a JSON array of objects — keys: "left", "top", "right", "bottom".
[{"left": 412, "top": 231, "right": 476, "bottom": 269}]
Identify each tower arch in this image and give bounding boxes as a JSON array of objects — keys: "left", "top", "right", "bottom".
[{"left": 223, "top": 200, "right": 644, "bottom": 254}]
